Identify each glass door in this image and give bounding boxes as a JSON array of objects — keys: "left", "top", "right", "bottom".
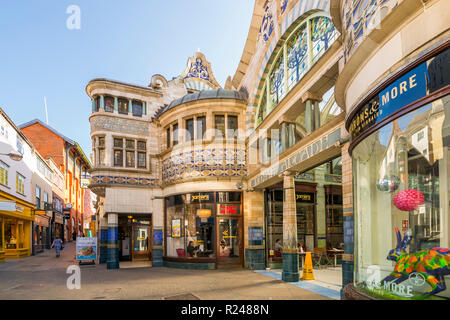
[
  {"left": 217, "top": 218, "right": 241, "bottom": 264},
  {"left": 132, "top": 225, "right": 150, "bottom": 261}
]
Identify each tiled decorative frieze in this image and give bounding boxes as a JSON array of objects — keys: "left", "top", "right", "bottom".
[
  {"left": 91, "top": 116, "right": 149, "bottom": 134},
  {"left": 162, "top": 147, "right": 247, "bottom": 184},
  {"left": 342, "top": 0, "right": 402, "bottom": 61},
  {"left": 91, "top": 175, "right": 159, "bottom": 186}
]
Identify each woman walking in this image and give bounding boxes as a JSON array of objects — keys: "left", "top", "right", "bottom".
[{"left": 51, "top": 237, "right": 64, "bottom": 258}]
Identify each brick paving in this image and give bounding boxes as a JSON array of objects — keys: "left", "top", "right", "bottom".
[{"left": 0, "top": 242, "right": 331, "bottom": 300}]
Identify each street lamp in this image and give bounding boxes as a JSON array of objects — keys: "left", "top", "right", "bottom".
[{"left": 0, "top": 151, "right": 23, "bottom": 161}]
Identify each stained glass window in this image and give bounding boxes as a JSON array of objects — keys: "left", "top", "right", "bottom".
[
  {"left": 287, "top": 24, "right": 309, "bottom": 91},
  {"left": 256, "top": 91, "right": 267, "bottom": 127},
  {"left": 311, "top": 16, "right": 336, "bottom": 62},
  {"left": 269, "top": 54, "right": 286, "bottom": 107}
]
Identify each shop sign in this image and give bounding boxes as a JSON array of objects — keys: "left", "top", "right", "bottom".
[
  {"left": 295, "top": 192, "right": 315, "bottom": 203},
  {"left": 76, "top": 237, "right": 97, "bottom": 260},
  {"left": 0, "top": 200, "right": 16, "bottom": 212},
  {"left": 219, "top": 205, "right": 240, "bottom": 215},
  {"left": 189, "top": 193, "right": 214, "bottom": 203},
  {"left": 54, "top": 213, "right": 64, "bottom": 224},
  {"left": 171, "top": 219, "right": 181, "bottom": 237},
  {"left": 250, "top": 127, "right": 342, "bottom": 188},
  {"left": 348, "top": 47, "right": 450, "bottom": 141}
]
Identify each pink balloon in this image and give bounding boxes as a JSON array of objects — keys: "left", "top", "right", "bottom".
[{"left": 393, "top": 189, "right": 425, "bottom": 211}]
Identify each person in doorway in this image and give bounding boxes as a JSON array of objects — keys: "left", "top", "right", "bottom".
[{"left": 51, "top": 237, "right": 63, "bottom": 258}]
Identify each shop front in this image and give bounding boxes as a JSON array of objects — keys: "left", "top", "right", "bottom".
[
  {"left": 347, "top": 47, "right": 450, "bottom": 300},
  {"left": 53, "top": 212, "right": 65, "bottom": 241},
  {"left": 163, "top": 192, "right": 243, "bottom": 269},
  {"left": 118, "top": 214, "right": 152, "bottom": 262},
  {"left": 264, "top": 158, "right": 344, "bottom": 269},
  {"left": 0, "top": 193, "right": 33, "bottom": 260},
  {"left": 33, "top": 212, "right": 51, "bottom": 254}
]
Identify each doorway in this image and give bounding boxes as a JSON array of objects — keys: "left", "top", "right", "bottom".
[
  {"left": 132, "top": 225, "right": 151, "bottom": 261},
  {"left": 217, "top": 217, "right": 242, "bottom": 266}
]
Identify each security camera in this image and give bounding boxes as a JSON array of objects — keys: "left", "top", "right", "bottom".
[{"left": 236, "top": 181, "right": 243, "bottom": 190}]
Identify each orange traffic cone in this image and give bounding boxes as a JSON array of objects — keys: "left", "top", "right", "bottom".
[{"left": 301, "top": 252, "right": 315, "bottom": 280}]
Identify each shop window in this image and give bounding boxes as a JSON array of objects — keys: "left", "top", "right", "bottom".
[
  {"left": 0, "top": 160, "right": 9, "bottom": 186},
  {"left": 196, "top": 116, "right": 206, "bottom": 140},
  {"left": 166, "top": 201, "right": 185, "bottom": 258},
  {"left": 118, "top": 98, "right": 128, "bottom": 115},
  {"left": 185, "top": 118, "right": 194, "bottom": 142},
  {"left": 132, "top": 101, "right": 143, "bottom": 117},
  {"left": 5, "top": 219, "right": 23, "bottom": 249},
  {"left": 104, "top": 96, "right": 114, "bottom": 113},
  {"left": 186, "top": 203, "right": 215, "bottom": 258},
  {"left": 352, "top": 98, "right": 449, "bottom": 300},
  {"left": 16, "top": 173, "right": 25, "bottom": 194}
]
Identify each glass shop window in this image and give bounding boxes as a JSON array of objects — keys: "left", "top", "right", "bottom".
[{"left": 352, "top": 97, "right": 449, "bottom": 300}]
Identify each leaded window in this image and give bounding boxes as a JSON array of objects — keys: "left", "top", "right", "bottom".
[
  {"left": 287, "top": 24, "right": 309, "bottom": 90},
  {"left": 269, "top": 54, "right": 286, "bottom": 107},
  {"left": 311, "top": 16, "right": 336, "bottom": 63}
]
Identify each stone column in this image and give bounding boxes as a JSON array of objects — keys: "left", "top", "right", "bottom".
[
  {"left": 100, "top": 95, "right": 104, "bottom": 110},
  {"left": 281, "top": 122, "right": 288, "bottom": 152},
  {"left": 244, "top": 190, "right": 265, "bottom": 270},
  {"left": 114, "top": 97, "right": 118, "bottom": 112},
  {"left": 314, "top": 101, "right": 321, "bottom": 130},
  {"left": 128, "top": 99, "right": 133, "bottom": 114},
  {"left": 305, "top": 100, "right": 313, "bottom": 133},
  {"left": 282, "top": 171, "right": 299, "bottom": 282},
  {"left": 106, "top": 213, "right": 119, "bottom": 269},
  {"left": 288, "top": 123, "right": 295, "bottom": 148}
]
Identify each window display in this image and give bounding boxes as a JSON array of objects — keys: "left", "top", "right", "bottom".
[{"left": 352, "top": 98, "right": 449, "bottom": 300}]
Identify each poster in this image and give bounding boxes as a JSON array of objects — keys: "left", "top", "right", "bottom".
[
  {"left": 153, "top": 230, "right": 163, "bottom": 246},
  {"left": 76, "top": 237, "right": 97, "bottom": 260},
  {"left": 172, "top": 219, "right": 181, "bottom": 237},
  {"left": 248, "top": 227, "right": 263, "bottom": 246}
]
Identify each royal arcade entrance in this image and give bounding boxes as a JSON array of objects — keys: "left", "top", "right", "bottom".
[{"left": 248, "top": 122, "right": 349, "bottom": 281}]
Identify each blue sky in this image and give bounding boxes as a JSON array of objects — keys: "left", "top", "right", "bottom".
[{"left": 0, "top": 0, "right": 254, "bottom": 157}]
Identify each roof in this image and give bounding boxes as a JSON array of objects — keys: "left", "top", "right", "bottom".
[
  {"left": 154, "top": 89, "right": 247, "bottom": 118},
  {"left": 19, "top": 119, "right": 92, "bottom": 168}
]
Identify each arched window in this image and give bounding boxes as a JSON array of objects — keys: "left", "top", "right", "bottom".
[
  {"left": 287, "top": 23, "right": 309, "bottom": 90},
  {"left": 255, "top": 13, "right": 338, "bottom": 127}
]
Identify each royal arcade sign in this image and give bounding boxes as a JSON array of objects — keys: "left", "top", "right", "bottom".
[
  {"left": 348, "top": 47, "right": 450, "bottom": 141},
  {"left": 250, "top": 127, "right": 343, "bottom": 188}
]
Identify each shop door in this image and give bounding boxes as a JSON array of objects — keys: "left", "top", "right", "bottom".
[
  {"left": 217, "top": 218, "right": 241, "bottom": 266},
  {"left": 132, "top": 225, "right": 151, "bottom": 261}
]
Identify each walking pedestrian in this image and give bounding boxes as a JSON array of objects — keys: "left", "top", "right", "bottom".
[{"left": 51, "top": 237, "right": 63, "bottom": 258}]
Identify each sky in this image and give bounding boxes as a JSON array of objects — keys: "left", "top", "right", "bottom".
[{"left": 0, "top": 0, "right": 255, "bottom": 158}]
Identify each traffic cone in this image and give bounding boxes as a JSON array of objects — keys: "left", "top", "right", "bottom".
[{"left": 301, "top": 252, "right": 315, "bottom": 280}]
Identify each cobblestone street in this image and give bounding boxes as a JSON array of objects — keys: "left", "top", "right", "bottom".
[{"left": 0, "top": 242, "right": 332, "bottom": 300}]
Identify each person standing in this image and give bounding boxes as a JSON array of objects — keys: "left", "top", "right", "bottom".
[{"left": 51, "top": 237, "right": 63, "bottom": 258}]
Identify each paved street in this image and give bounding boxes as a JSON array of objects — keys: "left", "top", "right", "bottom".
[{"left": 0, "top": 242, "right": 336, "bottom": 300}]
